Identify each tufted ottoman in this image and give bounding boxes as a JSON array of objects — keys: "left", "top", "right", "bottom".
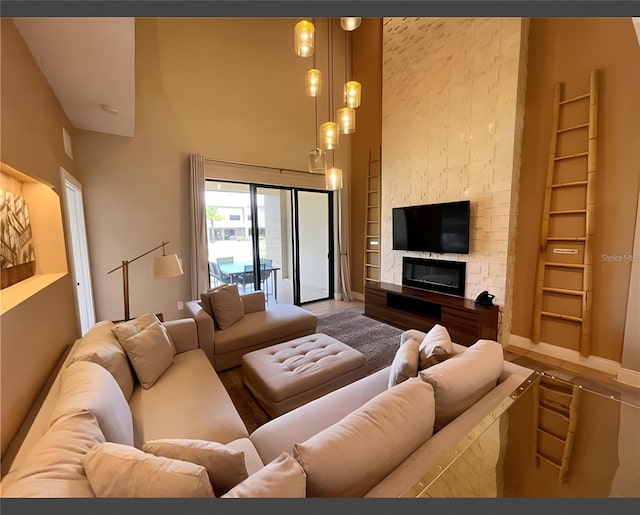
[{"left": 242, "top": 333, "right": 367, "bottom": 418}]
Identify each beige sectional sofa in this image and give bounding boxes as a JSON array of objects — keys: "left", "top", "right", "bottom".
[
  {"left": 186, "top": 291, "right": 318, "bottom": 371},
  {"left": 1, "top": 318, "right": 534, "bottom": 498}
]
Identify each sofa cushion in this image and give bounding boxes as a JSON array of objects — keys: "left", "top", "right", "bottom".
[
  {"left": 222, "top": 452, "right": 306, "bottom": 498},
  {"left": 388, "top": 337, "right": 420, "bottom": 388},
  {"left": 1, "top": 410, "right": 104, "bottom": 498},
  {"left": 121, "top": 321, "right": 175, "bottom": 389},
  {"left": 419, "top": 339, "right": 504, "bottom": 431},
  {"left": 112, "top": 313, "right": 164, "bottom": 348},
  {"left": 83, "top": 442, "right": 214, "bottom": 497},
  {"left": 418, "top": 324, "right": 453, "bottom": 370},
  {"left": 205, "top": 283, "right": 245, "bottom": 330},
  {"left": 49, "top": 360, "right": 134, "bottom": 446},
  {"left": 143, "top": 439, "right": 248, "bottom": 496},
  {"left": 127, "top": 349, "right": 249, "bottom": 447},
  {"left": 68, "top": 320, "right": 135, "bottom": 400},
  {"left": 293, "top": 377, "right": 435, "bottom": 497}
]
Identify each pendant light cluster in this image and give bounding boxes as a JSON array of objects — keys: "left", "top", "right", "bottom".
[{"left": 294, "top": 17, "right": 362, "bottom": 190}]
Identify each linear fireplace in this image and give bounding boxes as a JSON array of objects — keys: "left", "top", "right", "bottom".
[{"left": 402, "top": 257, "right": 466, "bottom": 297}]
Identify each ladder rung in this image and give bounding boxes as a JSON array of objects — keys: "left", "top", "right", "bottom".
[
  {"left": 366, "top": 264, "right": 380, "bottom": 269},
  {"left": 546, "top": 237, "right": 586, "bottom": 241},
  {"left": 559, "top": 92, "right": 590, "bottom": 105},
  {"left": 365, "top": 250, "right": 378, "bottom": 253},
  {"left": 545, "top": 262, "right": 586, "bottom": 269},
  {"left": 549, "top": 210, "right": 587, "bottom": 215},
  {"left": 542, "top": 287, "right": 583, "bottom": 296},
  {"left": 368, "top": 190, "right": 379, "bottom": 194},
  {"left": 537, "top": 452, "right": 562, "bottom": 469},
  {"left": 551, "top": 180, "right": 588, "bottom": 189},
  {"left": 557, "top": 122, "right": 590, "bottom": 134},
  {"left": 366, "top": 234, "right": 379, "bottom": 238},
  {"left": 554, "top": 151, "right": 589, "bottom": 161},
  {"left": 368, "top": 174, "right": 380, "bottom": 178},
  {"left": 537, "top": 428, "right": 567, "bottom": 444},
  {"left": 541, "top": 311, "right": 583, "bottom": 323},
  {"left": 539, "top": 403, "right": 570, "bottom": 421}
]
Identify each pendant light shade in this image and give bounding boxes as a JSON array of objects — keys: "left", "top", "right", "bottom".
[
  {"left": 326, "top": 167, "right": 343, "bottom": 191},
  {"left": 319, "top": 121, "right": 339, "bottom": 150},
  {"left": 337, "top": 107, "right": 356, "bottom": 134},
  {"left": 340, "top": 17, "right": 362, "bottom": 31},
  {"left": 308, "top": 148, "right": 327, "bottom": 173},
  {"left": 305, "top": 68, "right": 322, "bottom": 97},
  {"left": 344, "top": 81, "right": 362, "bottom": 108},
  {"left": 294, "top": 20, "right": 315, "bottom": 57}
]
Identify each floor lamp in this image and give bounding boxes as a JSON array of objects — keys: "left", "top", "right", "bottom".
[{"left": 107, "top": 241, "right": 183, "bottom": 321}]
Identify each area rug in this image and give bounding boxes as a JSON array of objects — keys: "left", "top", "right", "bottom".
[{"left": 218, "top": 305, "right": 403, "bottom": 433}]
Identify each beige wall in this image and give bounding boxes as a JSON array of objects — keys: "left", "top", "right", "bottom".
[
  {"left": 74, "top": 18, "right": 349, "bottom": 322},
  {"left": 380, "top": 18, "right": 527, "bottom": 340},
  {"left": 0, "top": 19, "right": 80, "bottom": 459},
  {"left": 511, "top": 18, "right": 640, "bottom": 363}
]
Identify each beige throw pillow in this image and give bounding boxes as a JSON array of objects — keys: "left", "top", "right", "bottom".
[
  {"left": 83, "top": 442, "right": 214, "bottom": 498},
  {"left": 143, "top": 439, "right": 248, "bottom": 496},
  {"left": 69, "top": 320, "right": 135, "bottom": 400},
  {"left": 419, "top": 339, "right": 504, "bottom": 431},
  {"left": 206, "top": 283, "right": 245, "bottom": 330},
  {"left": 418, "top": 324, "right": 454, "bottom": 370},
  {"left": 222, "top": 453, "right": 306, "bottom": 498},
  {"left": 49, "top": 360, "right": 134, "bottom": 446},
  {"left": 293, "top": 377, "right": 435, "bottom": 497},
  {"left": 388, "top": 337, "right": 420, "bottom": 388},
  {"left": 121, "top": 321, "right": 175, "bottom": 389},
  {"left": 2, "top": 410, "right": 105, "bottom": 498},
  {"left": 112, "top": 313, "right": 165, "bottom": 348}
]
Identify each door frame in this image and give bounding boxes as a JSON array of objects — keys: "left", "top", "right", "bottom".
[{"left": 60, "top": 168, "right": 96, "bottom": 335}]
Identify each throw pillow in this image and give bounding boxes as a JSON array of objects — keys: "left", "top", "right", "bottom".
[
  {"left": 112, "top": 313, "right": 168, "bottom": 349},
  {"left": 418, "top": 324, "right": 453, "bottom": 370},
  {"left": 49, "top": 360, "right": 134, "bottom": 446},
  {"left": 143, "top": 439, "right": 248, "bottom": 496},
  {"left": 199, "top": 284, "right": 228, "bottom": 320},
  {"left": 293, "top": 377, "right": 435, "bottom": 497},
  {"left": 68, "top": 320, "right": 135, "bottom": 400},
  {"left": 120, "top": 321, "right": 175, "bottom": 389},
  {"left": 222, "top": 452, "right": 306, "bottom": 498},
  {"left": 82, "top": 442, "right": 214, "bottom": 498},
  {"left": 419, "top": 339, "right": 504, "bottom": 431},
  {"left": 2, "top": 410, "right": 105, "bottom": 498},
  {"left": 207, "top": 283, "right": 245, "bottom": 330},
  {"left": 387, "top": 337, "right": 420, "bottom": 388}
]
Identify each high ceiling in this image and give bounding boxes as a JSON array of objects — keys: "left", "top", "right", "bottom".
[{"left": 13, "top": 17, "right": 135, "bottom": 137}]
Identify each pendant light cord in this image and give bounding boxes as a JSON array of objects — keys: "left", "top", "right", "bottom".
[
  {"left": 328, "top": 18, "right": 335, "bottom": 166},
  {"left": 313, "top": 18, "right": 319, "bottom": 149}
]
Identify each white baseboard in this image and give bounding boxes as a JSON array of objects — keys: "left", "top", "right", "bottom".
[
  {"left": 507, "top": 334, "right": 621, "bottom": 376},
  {"left": 617, "top": 368, "right": 640, "bottom": 387}
]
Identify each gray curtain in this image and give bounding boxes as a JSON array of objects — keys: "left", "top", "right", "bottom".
[{"left": 189, "top": 154, "right": 208, "bottom": 299}]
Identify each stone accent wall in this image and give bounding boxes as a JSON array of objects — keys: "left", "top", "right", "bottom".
[{"left": 381, "top": 17, "right": 527, "bottom": 340}]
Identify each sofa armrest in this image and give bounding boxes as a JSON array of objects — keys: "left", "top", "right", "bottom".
[
  {"left": 241, "top": 291, "right": 266, "bottom": 314},
  {"left": 163, "top": 318, "right": 198, "bottom": 354},
  {"left": 185, "top": 300, "right": 215, "bottom": 362}
]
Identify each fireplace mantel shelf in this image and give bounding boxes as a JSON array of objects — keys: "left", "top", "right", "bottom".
[{"left": 364, "top": 281, "right": 499, "bottom": 346}]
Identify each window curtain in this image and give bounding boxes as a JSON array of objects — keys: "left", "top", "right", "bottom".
[
  {"left": 189, "top": 154, "right": 208, "bottom": 299},
  {"left": 337, "top": 186, "right": 352, "bottom": 301}
]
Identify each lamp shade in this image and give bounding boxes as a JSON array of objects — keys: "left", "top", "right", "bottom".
[
  {"left": 294, "top": 20, "right": 315, "bottom": 57},
  {"left": 326, "top": 167, "right": 343, "bottom": 190},
  {"left": 309, "top": 148, "right": 327, "bottom": 173},
  {"left": 153, "top": 254, "right": 183, "bottom": 278},
  {"left": 344, "top": 81, "right": 362, "bottom": 108},
  {"left": 340, "top": 17, "right": 362, "bottom": 31},
  {"left": 305, "top": 68, "right": 322, "bottom": 97},
  {"left": 319, "top": 121, "right": 339, "bottom": 150},
  {"left": 337, "top": 107, "right": 356, "bottom": 134}
]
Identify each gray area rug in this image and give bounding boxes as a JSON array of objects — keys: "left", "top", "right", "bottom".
[{"left": 218, "top": 305, "right": 402, "bottom": 433}]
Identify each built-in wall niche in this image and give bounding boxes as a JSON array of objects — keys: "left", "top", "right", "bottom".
[{"left": 0, "top": 162, "right": 68, "bottom": 315}]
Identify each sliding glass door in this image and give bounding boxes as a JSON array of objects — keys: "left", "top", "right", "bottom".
[{"left": 205, "top": 180, "right": 333, "bottom": 306}]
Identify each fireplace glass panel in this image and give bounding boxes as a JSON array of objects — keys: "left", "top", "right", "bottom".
[{"left": 402, "top": 257, "right": 466, "bottom": 297}]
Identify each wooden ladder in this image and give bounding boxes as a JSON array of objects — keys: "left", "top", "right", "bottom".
[
  {"left": 532, "top": 375, "right": 581, "bottom": 483},
  {"left": 532, "top": 70, "right": 599, "bottom": 357},
  {"left": 364, "top": 146, "right": 382, "bottom": 286}
]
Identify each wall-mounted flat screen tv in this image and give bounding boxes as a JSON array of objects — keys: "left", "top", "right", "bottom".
[{"left": 392, "top": 200, "right": 470, "bottom": 254}]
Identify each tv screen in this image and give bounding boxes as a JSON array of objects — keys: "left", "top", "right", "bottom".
[{"left": 392, "top": 200, "right": 470, "bottom": 254}]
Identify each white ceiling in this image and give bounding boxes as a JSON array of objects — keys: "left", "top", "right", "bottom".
[{"left": 14, "top": 17, "right": 135, "bottom": 138}]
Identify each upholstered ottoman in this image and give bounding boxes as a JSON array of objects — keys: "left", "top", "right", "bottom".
[{"left": 242, "top": 333, "right": 367, "bottom": 418}]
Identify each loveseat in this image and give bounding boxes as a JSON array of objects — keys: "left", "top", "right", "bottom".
[
  {"left": 1, "top": 317, "right": 534, "bottom": 498},
  {"left": 186, "top": 288, "right": 318, "bottom": 371}
]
